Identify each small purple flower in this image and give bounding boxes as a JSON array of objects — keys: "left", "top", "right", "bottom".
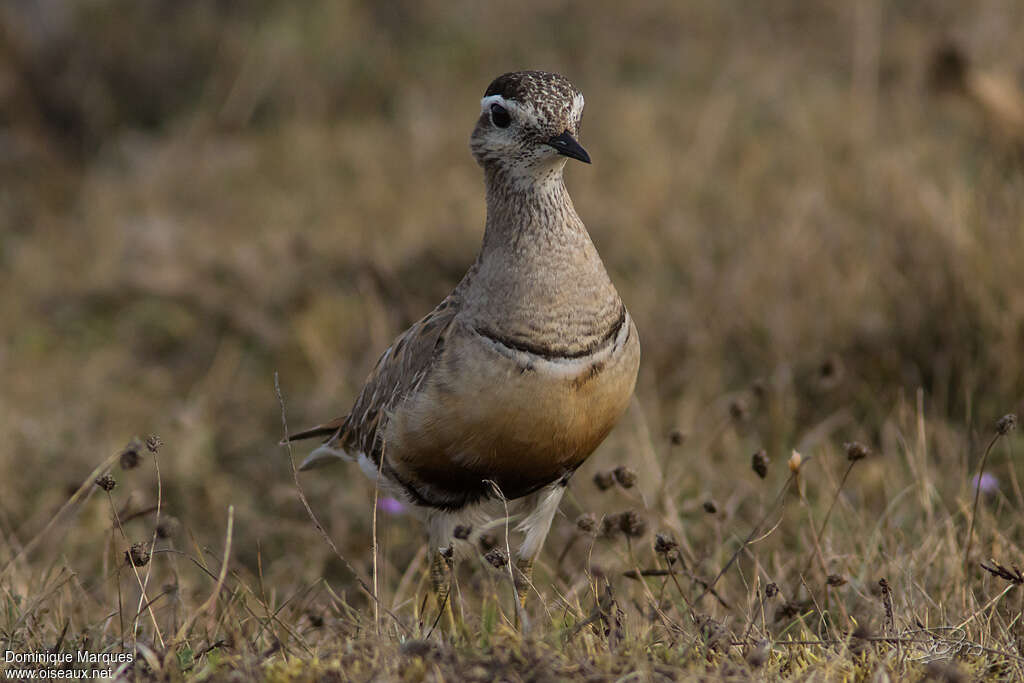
[
  {"left": 377, "top": 496, "right": 406, "bottom": 515},
  {"left": 972, "top": 472, "right": 999, "bottom": 496}
]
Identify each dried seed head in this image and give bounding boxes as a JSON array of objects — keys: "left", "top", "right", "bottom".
[
  {"left": 478, "top": 533, "right": 497, "bottom": 552},
  {"left": 765, "top": 583, "right": 779, "bottom": 598},
  {"left": 751, "top": 450, "right": 769, "bottom": 479},
  {"left": 826, "top": 574, "right": 847, "bottom": 587},
  {"left": 600, "top": 516, "right": 620, "bottom": 538},
  {"left": 996, "top": 414, "right": 1017, "bottom": 436},
  {"left": 453, "top": 525, "right": 472, "bottom": 540},
  {"left": 125, "top": 543, "right": 151, "bottom": 567},
  {"left": 156, "top": 516, "right": 180, "bottom": 539},
  {"left": 751, "top": 380, "right": 766, "bottom": 400},
  {"left": 703, "top": 500, "right": 718, "bottom": 514},
  {"left": 576, "top": 512, "right": 598, "bottom": 535},
  {"left": 844, "top": 442, "right": 869, "bottom": 461},
  {"left": 788, "top": 450, "right": 803, "bottom": 473},
  {"left": 819, "top": 355, "right": 843, "bottom": 381},
  {"left": 668, "top": 429, "right": 685, "bottom": 446},
  {"left": 94, "top": 474, "right": 116, "bottom": 492},
  {"left": 654, "top": 533, "right": 678, "bottom": 555},
  {"left": 119, "top": 441, "right": 142, "bottom": 470},
  {"left": 612, "top": 466, "right": 637, "bottom": 489},
  {"left": 618, "top": 510, "right": 646, "bottom": 538},
  {"left": 484, "top": 548, "right": 508, "bottom": 568},
  {"left": 145, "top": 435, "right": 163, "bottom": 453},
  {"left": 593, "top": 470, "right": 615, "bottom": 491},
  {"left": 817, "top": 354, "right": 845, "bottom": 392}
]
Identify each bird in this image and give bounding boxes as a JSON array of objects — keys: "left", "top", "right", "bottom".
[{"left": 285, "top": 70, "right": 641, "bottom": 616}]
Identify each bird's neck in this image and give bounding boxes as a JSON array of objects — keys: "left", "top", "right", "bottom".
[
  {"left": 459, "top": 163, "right": 624, "bottom": 357},
  {"left": 480, "top": 163, "right": 582, "bottom": 249}
]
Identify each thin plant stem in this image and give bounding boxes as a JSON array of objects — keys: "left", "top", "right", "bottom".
[{"left": 964, "top": 431, "right": 1004, "bottom": 570}]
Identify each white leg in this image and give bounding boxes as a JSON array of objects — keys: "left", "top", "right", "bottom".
[{"left": 425, "top": 509, "right": 459, "bottom": 555}]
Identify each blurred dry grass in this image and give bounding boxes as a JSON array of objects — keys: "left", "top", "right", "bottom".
[{"left": 2, "top": 0, "right": 1024, "bottom": 680}]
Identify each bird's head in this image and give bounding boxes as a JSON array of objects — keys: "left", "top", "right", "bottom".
[{"left": 470, "top": 71, "right": 589, "bottom": 182}]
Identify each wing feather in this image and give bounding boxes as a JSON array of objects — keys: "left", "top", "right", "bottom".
[{"left": 328, "top": 297, "right": 459, "bottom": 464}]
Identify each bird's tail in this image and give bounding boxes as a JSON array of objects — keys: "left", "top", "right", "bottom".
[
  {"left": 279, "top": 415, "right": 352, "bottom": 470},
  {"left": 279, "top": 415, "right": 346, "bottom": 445}
]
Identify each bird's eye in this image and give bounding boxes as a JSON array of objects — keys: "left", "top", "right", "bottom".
[{"left": 490, "top": 103, "right": 511, "bottom": 128}]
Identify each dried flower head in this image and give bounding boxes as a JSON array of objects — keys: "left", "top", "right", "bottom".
[
  {"left": 119, "top": 441, "right": 142, "bottom": 470},
  {"left": 703, "top": 500, "right": 718, "bottom": 514},
  {"left": 125, "top": 543, "right": 151, "bottom": 567},
  {"left": 618, "top": 510, "right": 646, "bottom": 538},
  {"left": 593, "top": 470, "right": 615, "bottom": 491},
  {"left": 155, "top": 517, "right": 180, "bottom": 540},
  {"left": 844, "top": 442, "right": 869, "bottom": 461},
  {"left": 484, "top": 548, "right": 508, "bottom": 568},
  {"left": 996, "top": 414, "right": 1017, "bottom": 436},
  {"left": 478, "top": 533, "right": 497, "bottom": 552},
  {"left": 94, "top": 474, "right": 116, "bottom": 492},
  {"left": 145, "top": 435, "right": 163, "bottom": 453},
  {"left": 600, "top": 516, "right": 620, "bottom": 538},
  {"left": 654, "top": 533, "right": 678, "bottom": 555},
  {"left": 819, "top": 354, "right": 844, "bottom": 385},
  {"left": 453, "top": 525, "right": 472, "bottom": 540},
  {"left": 576, "top": 512, "right": 598, "bottom": 535},
  {"left": 751, "top": 450, "right": 769, "bottom": 479},
  {"left": 668, "top": 429, "right": 685, "bottom": 446},
  {"left": 612, "top": 466, "right": 637, "bottom": 489},
  {"left": 751, "top": 380, "right": 766, "bottom": 400},
  {"left": 788, "top": 450, "right": 803, "bottom": 473}
]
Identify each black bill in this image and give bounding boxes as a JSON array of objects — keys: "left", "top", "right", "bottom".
[{"left": 546, "top": 130, "right": 591, "bottom": 164}]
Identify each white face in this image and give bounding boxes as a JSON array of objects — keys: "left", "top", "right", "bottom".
[{"left": 469, "top": 91, "right": 586, "bottom": 177}]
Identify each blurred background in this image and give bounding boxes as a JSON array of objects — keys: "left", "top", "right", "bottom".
[{"left": 1, "top": 0, "right": 1023, "bottom": 641}]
